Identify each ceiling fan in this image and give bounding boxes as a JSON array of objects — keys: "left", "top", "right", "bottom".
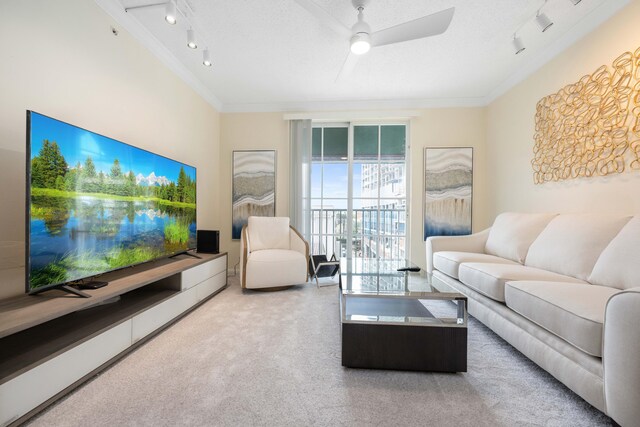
[{"left": 294, "top": 0, "right": 455, "bottom": 81}]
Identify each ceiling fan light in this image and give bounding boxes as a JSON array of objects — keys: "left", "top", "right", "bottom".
[
  {"left": 165, "top": 1, "right": 177, "bottom": 25},
  {"left": 350, "top": 33, "right": 371, "bottom": 55},
  {"left": 512, "top": 36, "right": 525, "bottom": 55},
  {"left": 187, "top": 29, "right": 197, "bottom": 49},
  {"left": 535, "top": 12, "right": 553, "bottom": 32},
  {"left": 203, "top": 49, "right": 212, "bottom": 67}
]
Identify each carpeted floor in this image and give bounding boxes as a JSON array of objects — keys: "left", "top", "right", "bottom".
[{"left": 27, "top": 276, "right": 612, "bottom": 427}]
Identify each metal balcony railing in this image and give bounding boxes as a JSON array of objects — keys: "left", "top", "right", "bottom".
[{"left": 310, "top": 208, "right": 406, "bottom": 260}]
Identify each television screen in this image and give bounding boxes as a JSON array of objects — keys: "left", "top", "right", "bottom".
[{"left": 26, "top": 111, "right": 197, "bottom": 293}]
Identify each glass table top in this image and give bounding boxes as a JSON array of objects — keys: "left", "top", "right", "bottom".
[
  {"left": 339, "top": 257, "right": 462, "bottom": 299},
  {"left": 339, "top": 258, "right": 467, "bottom": 326}
]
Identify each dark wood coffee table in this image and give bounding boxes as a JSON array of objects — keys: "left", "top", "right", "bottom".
[{"left": 339, "top": 258, "right": 467, "bottom": 372}]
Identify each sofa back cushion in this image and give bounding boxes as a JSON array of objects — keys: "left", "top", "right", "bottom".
[
  {"left": 484, "top": 212, "right": 556, "bottom": 263},
  {"left": 589, "top": 216, "right": 640, "bottom": 289},
  {"left": 525, "top": 214, "right": 631, "bottom": 281},
  {"left": 247, "top": 216, "right": 290, "bottom": 251}
]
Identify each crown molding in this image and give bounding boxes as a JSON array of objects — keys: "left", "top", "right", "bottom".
[
  {"left": 283, "top": 110, "right": 422, "bottom": 121},
  {"left": 222, "top": 96, "right": 486, "bottom": 113},
  {"left": 94, "top": 0, "right": 223, "bottom": 111},
  {"left": 484, "top": 0, "right": 630, "bottom": 104}
]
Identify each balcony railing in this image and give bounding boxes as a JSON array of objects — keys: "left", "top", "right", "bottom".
[{"left": 310, "top": 208, "right": 406, "bottom": 260}]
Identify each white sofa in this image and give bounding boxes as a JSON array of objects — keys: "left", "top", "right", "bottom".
[
  {"left": 426, "top": 213, "right": 640, "bottom": 426},
  {"left": 240, "top": 216, "right": 309, "bottom": 290}
]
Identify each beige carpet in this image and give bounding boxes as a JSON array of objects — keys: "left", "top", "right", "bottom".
[{"left": 27, "top": 276, "right": 612, "bottom": 427}]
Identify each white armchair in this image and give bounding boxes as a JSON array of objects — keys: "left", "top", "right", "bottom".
[{"left": 239, "top": 216, "right": 309, "bottom": 290}]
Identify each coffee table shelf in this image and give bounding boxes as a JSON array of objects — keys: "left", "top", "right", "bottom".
[{"left": 339, "top": 258, "right": 467, "bottom": 372}]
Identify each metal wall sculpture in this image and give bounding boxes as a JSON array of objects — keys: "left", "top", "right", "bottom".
[{"left": 533, "top": 47, "right": 640, "bottom": 184}]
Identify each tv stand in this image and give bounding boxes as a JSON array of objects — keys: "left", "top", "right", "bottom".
[
  {"left": 76, "top": 280, "right": 109, "bottom": 290},
  {"left": 28, "top": 284, "right": 91, "bottom": 298},
  {"left": 59, "top": 284, "right": 92, "bottom": 298},
  {"left": 0, "top": 252, "right": 227, "bottom": 426},
  {"left": 171, "top": 251, "right": 202, "bottom": 260}
]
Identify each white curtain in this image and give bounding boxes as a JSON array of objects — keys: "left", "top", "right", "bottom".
[{"left": 289, "top": 119, "right": 312, "bottom": 242}]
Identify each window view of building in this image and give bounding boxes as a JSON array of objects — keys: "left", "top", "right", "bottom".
[{"left": 310, "top": 124, "right": 407, "bottom": 260}]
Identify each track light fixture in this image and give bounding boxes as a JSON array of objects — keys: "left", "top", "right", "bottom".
[
  {"left": 203, "top": 49, "right": 212, "bottom": 67},
  {"left": 510, "top": 0, "right": 576, "bottom": 55},
  {"left": 165, "top": 1, "right": 177, "bottom": 25},
  {"left": 187, "top": 29, "right": 197, "bottom": 49},
  {"left": 512, "top": 35, "right": 525, "bottom": 55},
  {"left": 125, "top": 1, "right": 213, "bottom": 69},
  {"left": 535, "top": 12, "right": 553, "bottom": 32}
]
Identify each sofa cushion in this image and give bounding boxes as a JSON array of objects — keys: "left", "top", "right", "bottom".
[
  {"left": 589, "top": 216, "right": 640, "bottom": 290},
  {"left": 247, "top": 216, "right": 290, "bottom": 251},
  {"left": 433, "top": 251, "right": 518, "bottom": 279},
  {"left": 458, "top": 263, "right": 586, "bottom": 302},
  {"left": 525, "top": 214, "right": 631, "bottom": 281},
  {"left": 246, "top": 249, "right": 307, "bottom": 288},
  {"left": 485, "top": 212, "right": 556, "bottom": 263},
  {"left": 505, "top": 281, "right": 621, "bottom": 357}
]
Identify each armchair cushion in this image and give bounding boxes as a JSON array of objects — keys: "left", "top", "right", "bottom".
[
  {"left": 247, "top": 216, "right": 290, "bottom": 251},
  {"left": 245, "top": 249, "right": 307, "bottom": 289}
]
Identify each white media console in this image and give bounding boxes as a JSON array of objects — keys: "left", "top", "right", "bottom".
[{"left": 0, "top": 252, "right": 227, "bottom": 426}]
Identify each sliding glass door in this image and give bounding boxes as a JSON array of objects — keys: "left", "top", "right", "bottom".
[{"left": 310, "top": 123, "right": 407, "bottom": 260}]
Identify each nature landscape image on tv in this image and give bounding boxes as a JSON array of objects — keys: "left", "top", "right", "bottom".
[{"left": 27, "top": 111, "right": 197, "bottom": 292}]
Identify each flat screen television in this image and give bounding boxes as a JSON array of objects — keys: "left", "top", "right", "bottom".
[{"left": 26, "top": 111, "right": 197, "bottom": 296}]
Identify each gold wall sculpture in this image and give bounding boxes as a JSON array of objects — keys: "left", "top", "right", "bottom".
[{"left": 532, "top": 47, "right": 640, "bottom": 184}]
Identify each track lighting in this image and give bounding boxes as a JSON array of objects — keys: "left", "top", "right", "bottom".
[
  {"left": 187, "top": 29, "right": 197, "bottom": 49},
  {"left": 203, "top": 49, "right": 212, "bottom": 67},
  {"left": 165, "top": 1, "right": 177, "bottom": 25},
  {"left": 125, "top": 2, "right": 213, "bottom": 70},
  {"left": 510, "top": 0, "right": 566, "bottom": 55},
  {"left": 535, "top": 12, "right": 553, "bottom": 32},
  {"left": 512, "top": 35, "right": 525, "bottom": 55}
]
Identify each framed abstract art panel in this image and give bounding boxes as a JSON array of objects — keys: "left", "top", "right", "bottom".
[
  {"left": 423, "top": 147, "right": 473, "bottom": 241},
  {"left": 232, "top": 150, "right": 276, "bottom": 240}
]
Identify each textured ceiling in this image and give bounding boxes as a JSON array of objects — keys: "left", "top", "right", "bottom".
[{"left": 113, "top": 0, "right": 621, "bottom": 111}]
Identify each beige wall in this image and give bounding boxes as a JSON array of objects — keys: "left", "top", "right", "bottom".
[
  {"left": 219, "top": 109, "right": 487, "bottom": 271},
  {"left": 0, "top": 0, "right": 220, "bottom": 299},
  {"left": 486, "top": 1, "right": 640, "bottom": 219},
  {"left": 410, "top": 108, "right": 488, "bottom": 270},
  {"left": 219, "top": 114, "right": 289, "bottom": 271}
]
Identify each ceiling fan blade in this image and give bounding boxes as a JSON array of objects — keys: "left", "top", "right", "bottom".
[
  {"left": 293, "top": 0, "right": 352, "bottom": 38},
  {"left": 371, "top": 7, "right": 455, "bottom": 47},
  {"left": 335, "top": 51, "right": 360, "bottom": 82}
]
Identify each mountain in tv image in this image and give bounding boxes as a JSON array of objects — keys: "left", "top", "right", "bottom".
[{"left": 28, "top": 112, "right": 197, "bottom": 290}]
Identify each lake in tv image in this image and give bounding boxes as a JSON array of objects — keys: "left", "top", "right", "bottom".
[{"left": 28, "top": 112, "right": 196, "bottom": 290}]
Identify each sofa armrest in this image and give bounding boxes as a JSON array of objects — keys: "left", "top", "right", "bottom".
[
  {"left": 425, "top": 228, "right": 491, "bottom": 273},
  {"left": 603, "top": 287, "right": 640, "bottom": 426}
]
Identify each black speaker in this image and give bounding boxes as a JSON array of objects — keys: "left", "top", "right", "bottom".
[{"left": 197, "top": 230, "right": 219, "bottom": 254}]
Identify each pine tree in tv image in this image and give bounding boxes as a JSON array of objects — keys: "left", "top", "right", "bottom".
[{"left": 28, "top": 112, "right": 197, "bottom": 290}]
